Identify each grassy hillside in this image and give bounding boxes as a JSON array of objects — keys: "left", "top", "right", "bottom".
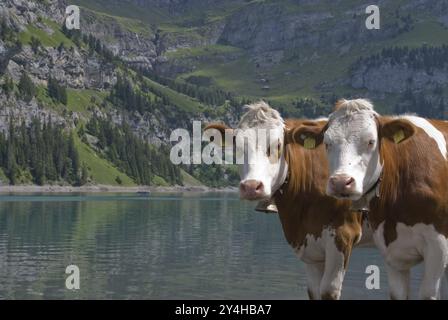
[
  {"left": 74, "top": 134, "right": 137, "bottom": 186},
  {"left": 67, "top": 89, "right": 107, "bottom": 113},
  {"left": 72, "top": 0, "right": 172, "bottom": 26},
  {"left": 19, "top": 19, "right": 75, "bottom": 48},
  {"left": 142, "top": 76, "right": 206, "bottom": 113},
  {"left": 7, "top": 0, "right": 448, "bottom": 187}
]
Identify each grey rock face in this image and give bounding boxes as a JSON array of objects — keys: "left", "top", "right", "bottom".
[
  {"left": 351, "top": 63, "right": 448, "bottom": 93},
  {"left": 80, "top": 9, "right": 157, "bottom": 71},
  {"left": 9, "top": 45, "right": 116, "bottom": 89},
  {"left": 0, "top": 94, "right": 70, "bottom": 134},
  {"left": 217, "top": 2, "right": 399, "bottom": 54}
]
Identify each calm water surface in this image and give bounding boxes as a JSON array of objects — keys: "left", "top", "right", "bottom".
[{"left": 0, "top": 193, "right": 428, "bottom": 299}]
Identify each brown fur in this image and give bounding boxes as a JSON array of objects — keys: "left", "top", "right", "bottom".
[
  {"left": 276, "top": 119, "right": 362, "bottom": 265},
  {"left": 206, "top": 118, "right": 363, "bottom": 299},
  {"left": 369, "top": 117, "right": 448, "bottom": 245}
]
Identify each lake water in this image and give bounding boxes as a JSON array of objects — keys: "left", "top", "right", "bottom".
[{"left": 0, "top": 193, "right": 433, "bottom": 299}]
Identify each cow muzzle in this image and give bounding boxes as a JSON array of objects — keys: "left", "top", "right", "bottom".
[
  {"left": 327, "top": 174, "right": 357, "bottom": 198},
  {"left": 239, "top": 179, "right": 267, "bottom": 200}
]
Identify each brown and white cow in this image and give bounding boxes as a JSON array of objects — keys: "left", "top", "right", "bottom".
[
  {"left": 205, "top": 101, "right": 363, "bottom": 300},
  {"left": 292, "top": 99, "right": 448, "bottom": 299}
]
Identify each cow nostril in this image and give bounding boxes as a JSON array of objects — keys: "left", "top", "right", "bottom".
[
  {"left": 256, "top": 182, "right": 263, "bottom": 191},
  {"left": 345, "top": 177, "right": 355, "bottom": 186}
]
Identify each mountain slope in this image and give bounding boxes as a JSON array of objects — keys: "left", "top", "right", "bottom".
[{"left": 2, "top": 0, "right": 448, "bottom": 187}]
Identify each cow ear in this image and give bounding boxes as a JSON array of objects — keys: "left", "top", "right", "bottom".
[
  {"left": 381, "top": 119, "right": 416, "bottom": 144},
  {"left": 285, "top": 121, "right": 326, "bottom": 149},
  {"left": 203, "top": 123, "right": 234, "bottom": 147}
]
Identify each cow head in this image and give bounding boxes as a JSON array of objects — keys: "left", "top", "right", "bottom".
[
  {"left": 205, "top": 101, "right": 288, "bottom": 200},
  {"left": 289, "top": 99, "right": 415, "bottom": 200}
]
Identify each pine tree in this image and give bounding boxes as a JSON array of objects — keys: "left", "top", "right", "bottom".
[
  {"left": 57, "top": 42, "right": 65, "bottom": 54},
  {"left": 30, "top": 36, "right": 41, "bottom": 54},
  {"left": 48, "top": 77, "right": 68, "bottom": 105},
  {"left": 18, "top": 72, "right": 35, "bottom": 103},
  {"left": 78, "top": 163, "right": 89, "bottom": 186},
  {"left": 2, "top": 75, "right": 14, "bottom": 96}
]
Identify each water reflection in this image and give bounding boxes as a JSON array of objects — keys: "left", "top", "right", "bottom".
[{"left": 0, "top": 193, "right": 427, "bottom": 299}]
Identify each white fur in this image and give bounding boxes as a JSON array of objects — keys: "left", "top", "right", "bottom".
[
  {"left": 325, "top": 99, "right": 448, "bottom": 299},
  {"left": 373, "top": 222, "right": 448, "bottom": 299},
  {"left": 237, "top": 101, "right": 288, "bottom": 197},
  {"left": 324, "top": 101, "right": 448, "bottom": 200},
  {"left": 324, "top": 99, "right": 382, "bottom": 200},
  {"left": 399, "top": 115, "right": 447, "bottom": 160},
  {"left": 295, "top": 228, "right": 346, "bottom": 300},
  {"left": 238, "top": 103, "right": 347, "bottom": 299},
  {"left": 305, "top": 263, "right": 324, "bottom": 299}
]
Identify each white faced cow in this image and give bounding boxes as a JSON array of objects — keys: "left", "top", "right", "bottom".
[
  {"left": 292, "top": 99, "right": 448, "bottom": 299},
  {"left": 205, "top": 101, "right": 363, "bottom": 300}
]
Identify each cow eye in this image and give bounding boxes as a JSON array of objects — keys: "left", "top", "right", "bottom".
[
  {"left": 368, "top": 139, "right": 375, "bottom": 147},
  {"left": 267, "top": 143, "right": 282, "bottom": 158}
]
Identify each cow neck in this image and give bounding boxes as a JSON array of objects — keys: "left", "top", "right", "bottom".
[
  {"left": 272, "top": 153, "right": 289, "bottom": 195},
  {"left": 351, "top": 159, "right": 383, "bottom": 213}
]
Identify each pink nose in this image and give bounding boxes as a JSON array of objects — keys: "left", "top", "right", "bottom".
[
  {"left": 329, "top": 174, "right": 356, "bottom": 197},
  {"left": 240, "top": 180, "right": 265, "bottom": 200}
]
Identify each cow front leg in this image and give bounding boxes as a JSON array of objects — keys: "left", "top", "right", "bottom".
[
  {"left": 305, "top": 262, "right": 324, "bottom": 300},
  {"left": 319, "top": 241, "right": 347, "bottom": 300},
  {"left": 419, "top": 239, "right": 448, "bottom": 300},
  {"left": 387, "top": 265, "right": 410, "bottom": 300}
]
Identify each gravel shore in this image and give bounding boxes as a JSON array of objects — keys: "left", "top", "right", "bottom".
[{"left": 0, "top": 185, "right": 238, "bottom": 194}]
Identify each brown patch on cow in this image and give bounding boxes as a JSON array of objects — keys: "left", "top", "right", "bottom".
[
  {"left": 274, "top": 119, "right": 362, "bottom": 260},
  {"left": 204, "top": 122, "right": 232, "bottom": 134},
  {"left": 204, "top": 122, "right": 235, "bottom": 147},
  {"left": 285, "top": 121, "right": 326, "bottom": 148},
  {"left": 368, "top": 117, "right": 448, "bottom": 246},
  {"left": 334, "top": 218, "right": 362, "bottom": 268},
  {"left": 204, "top": 118, "right": 363, "bottom": 297}
]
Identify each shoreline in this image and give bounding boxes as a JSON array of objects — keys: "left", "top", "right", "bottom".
[{"left": 0, "top": 185, "right": 239, "bottom": 194}]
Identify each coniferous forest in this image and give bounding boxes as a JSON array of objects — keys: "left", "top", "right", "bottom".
[
  {"left": 4, "top": 1, "right": 448, "bottom": 189},
  {"left": 0, "top": 118, "right": 83, "bottom": 186},
  {"left": 83, "top": 116, "right": 182, "bottom": 186}
]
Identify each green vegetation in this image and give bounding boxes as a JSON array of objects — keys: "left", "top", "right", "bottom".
[
  {"left": 141, "top": 76, "right": 205, "bottom": 113},
  {"left": 48, "top": 77, "right": 68, "bottom": 105},
  {"left": 72, "top": 0, "right": 171, "bottom": 26},
  {"left": 0, "top": 168, "right": 9, "bottom": 184},
  {"left": 354, "top": 45, "right": 448, "bottom": 71},
  {"left": 0, "top": 17, "right": 16, "bottom": 42},
  {"left": 187, "top": 164, "right": 239, "bottom": 188},
  {"left": 9, "top": 0, "right": 448, "bottom": 189},
  {"left": 36, "top": 84, "right": 57, "bottom": 108},
  {"left": 19, "top": 20, "right": 75, "bottom": 48},
  {"left": 84, "top": 116, "right": 182, "bottom": 186},
  {"left": 109, "top": 73, "right": 206, "bottom": 127},
  {"left": 1, "top": 75, "right": 14, "bottom": 97},
  {"left": 18, "top": 72, "right": 36, "bottom": 103},
  {"left": 165, "top": 44, "right": 241, "bottom": 59},
  {"left": 152, "top": 175, "right": 169, "bottom": 187},
  {"left": 73, "top": 133, "right": 136, "bottom": 186},
  {"left": 0, "top": 118, "right": 82, "bottom": 186},
  {"left": 180, "top": 169, "right": 203, "bottom": 187},
  {"left": 141, "top": 69, "right": 238, "bottom": 106},
  {"left": 67, "top": 89, "right": 107, "bottom": 113},
  {"left": 30, "top": 36, "right": 41, "bottom": 53}
]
